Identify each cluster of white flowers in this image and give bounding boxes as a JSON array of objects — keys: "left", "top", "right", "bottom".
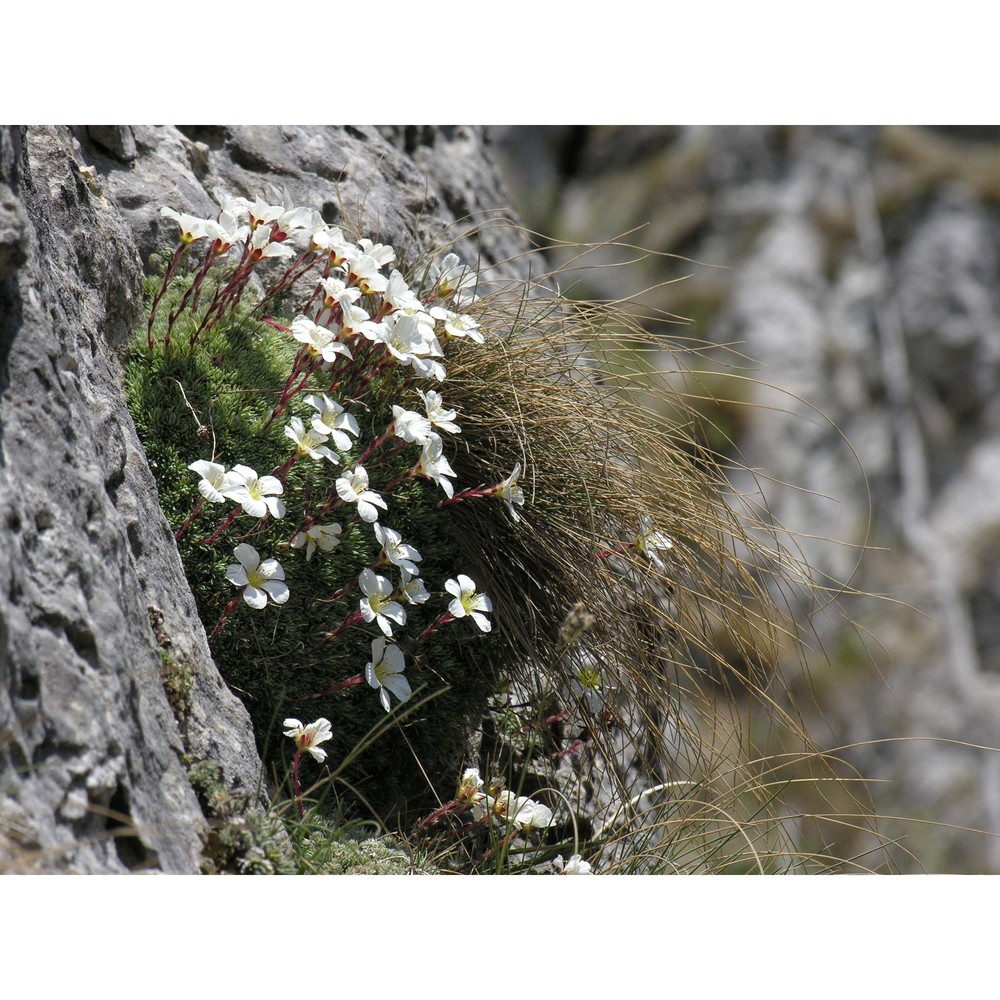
[
  {"left": 162, "top": 190, "right": 532, "bottom": 718},
  {"left": 456, "top": 767, "right": 554, "bottom": 833}
]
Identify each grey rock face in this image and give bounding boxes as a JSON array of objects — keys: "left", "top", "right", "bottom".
[
  {"left": 0, "top": 125, "right": 532, "bottom": 873},
  {"left": 0, "top": 126, "right": 217, "bottom": 872}
]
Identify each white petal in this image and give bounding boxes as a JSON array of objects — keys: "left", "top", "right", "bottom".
[
  {"left": 257, "top": 475, "right": 284, "bottom": 495},
  {"left": 259, "top": 558, "right": 284, "bottom": 580},
  {"left": 382, "top": 673, "right": 412, "bottom": 704},
  {"left": 233, "top": 543, "right": 259, "bottom": 570},
  {"left": 243, "top": 586, "right": 268, "bottom": 610},
  {"left": 264, "top": 580, "right": 290, "bottom": 605},
  {"left": 198, "top": 479, "right": 227, "bottom": 504}
]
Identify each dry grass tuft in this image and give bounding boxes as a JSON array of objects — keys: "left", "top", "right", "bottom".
[{"left": 405, "top": 230, "right": 886, "bottom": 872}]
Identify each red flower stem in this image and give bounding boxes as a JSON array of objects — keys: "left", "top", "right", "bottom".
[
  {"left": 262, "top": 251, "right": 316, "bottom": 305},
  {"left": 416, "top": 799, "right": 467, "bottom": 832},
  {"left": 191, "top": 246, "right": 255, "bottom": 342},
  {"left": 418, "top": 611, "right": 455, "bottom": 642},
  {"left": 302, "top": 260, "right": 334, "bottom": 316},
  {"left": 201, "top": 506, "right": 242, "bottom": 545},
  {"left": 549, "top": 739, "right": 585, "bottom": 761},
  {"left": 167, "top": 245, "right": 215, "bottom": 338},
  {"left": 438, "top": 485, "right": 490, "bottom": 509},
  {"left": 324, "top": 609, "right": 363, "bottom": 643},
  {"left": 324, "top": 571, "right": 361, "bottom": 605},
  {"left": 356, "top": 426, "right": 395, "bottom": 467},
  {"left": 147, "top": 244, "right": 188, "bottom": 349},
  {"left": 594, "top": 540, "right": 632, "bottom": 561},
  {"left": 298, "top": 673, "right": 363, "bottom": 703},
  {"left": 263, "top": 351, "right": 316, "bottom": 430},
  {"left": 174, "top": 497, "right": 206, "bottom": 540},
  {"left": 292, "top": 749, "right": 305, "bottom": 820},
  {"left": 272, "top": 451, "right": 300, "bottom": 485},
  {"left": 209, "top": 592, "right": 244, "bottom": 641},
  {"left": 380, "top": 466, "right": 417, "bottom": 496}
]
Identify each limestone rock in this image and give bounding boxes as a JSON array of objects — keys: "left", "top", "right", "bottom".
[{"left": 0, "top": 125, "right": 533, "bottom": 873}]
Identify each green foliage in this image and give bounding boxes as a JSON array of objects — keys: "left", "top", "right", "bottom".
[
  {"left": 126, "top": 276, "right": 503, "bottom": 826},
  {"left": 187, "top": 758, "right": 432, "bottom": 874}
]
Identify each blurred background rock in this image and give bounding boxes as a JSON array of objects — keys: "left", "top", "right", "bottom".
[{"left": 492, "top": 125, "right": 1000, "bottom": 872}]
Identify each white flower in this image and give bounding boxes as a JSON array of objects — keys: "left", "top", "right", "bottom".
[
  {"left": 374, "top": 524, "right": 422, "bottom": 576},
  {"left": 489, "top": 790, "right": 553, "bottom": 831},
  {"left": 303, "top": 393, "right": 360, "bottom": 453},
  {"left": 188, "top": 459, "right": 231, "bottom": 504},
  {"left": 382, "top": 315, "right": 445, "bottom": 380},
  {"left": 359, "top": 568, "right": 406, "bottom": 637},
  {"left": 337, "top": 293, "right": 381, "bottom": 342},
  {"left": 249, "top": 223, "right": 295, "bottom": 261},
  {"left": 417, "top": 389, "right": 461, "bottom": 435},
  {"left": 399, "top": 570, "right": 430, "bottom": 605},
  {"left": 457, "top": 767, "right": 486, "bottom": 808},
  {"left": 496, "top": 462, "right": 525, "bottom": 522},
  {"left": 212, "top": 190, "right": 250, "bottom": 222},
  {"left": 381, "top": 314, "right": 426, "bottom": 365},
  {"left": 225, "top": 543, "right": 289, "bottom": 609},
  {"left": 430, "top": 306, "right": 484, "bottom": 344},
  {"left": 346, "top": 254, "right": 389, "bottom": 296},
  {"left": 416, "top": 434, "right": 457, "bottom": 498},
  {"left": 310, "top": 227, "right": 358, "bottom": 266},
  {"left": 284, "top": 416, "right": 338, "bottom": 463},
  {"left": 635, "top": 513, "right": 673, "bottom": 572},
  {"left": 290, "top": 522, "right": 342, "bottom": 561},
  {"left": 365, "top": 636, "right": 411, "bottom": 712},
  {"left": 271, "top": 205, "right": 324, "bottom": 245},
  {"left": 222, "top": 464, "right": 286, "bottom": 520},
  {"left": 246, "top": 195, "right": 285, "bottom": 228},
  {"left": 204, "top": 211, "right": 249, "bottom": 256},
  {"left": 392, "top": 405, "right": 434, "bottom": 445},
  {"left": 283, "top": 717, "right": 333, "bottom": 763},
  {"left": 445, "top": 574, "right": 492, "bottom": 632},
  {"left": 384, "top": 269, "right": 423, "bottom": 314},
  {"left": 319, "top": 275, "right": 360, "bottom": 307},
  {"left": 335, "top": 465, "right": 387, "bottom": 523},
  {"left": 554, "top": 854, "right": 593, "bottom": 875},
  {"left": 290, "top": 315, "right": 353, "bottom": 365},
  {"left": 570, "top": 653, "right": 606, "bottom": 712},
  {"left": 161, "top": 206, "right": 213, "bottom": 244},
  {"left": 429, "top": 252, "right": 477, "bottom": 305},
  {"left": 357, "top": 238, "right": 395, "bottom": 267}
]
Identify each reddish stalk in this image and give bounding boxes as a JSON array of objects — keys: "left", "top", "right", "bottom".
[
  {"left": 210, "top": 592, "right": 243, "bottom": 641},
  {"left": 174, "top": 497, "right": 206, "bottom": 540},
  {"left": 298, "top": 673, "right": 364, "bottom": 703},
  {"left": 291, "top": 749, "right": 305, "bottom": 820},
  {"left": 201, "top": 506, "right": 243, "bottom": 545},
  {"left": 147, "top": 244, "right": 189, "bottom": 348}
]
